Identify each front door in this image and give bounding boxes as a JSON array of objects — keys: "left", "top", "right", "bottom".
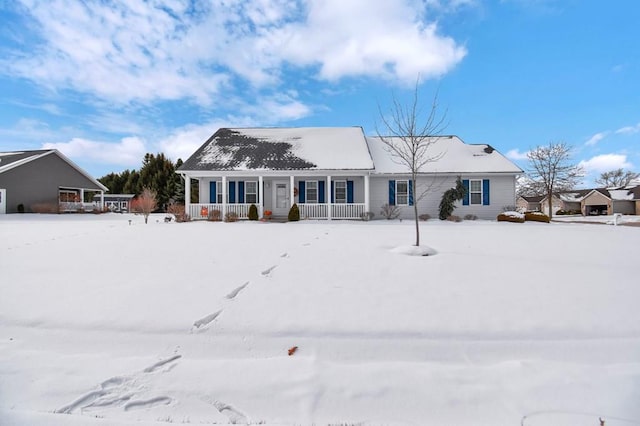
[
  {"left": 0, "top": 189, "right": 5, "bottom": 214},
  {"left": 273, "top": 181, "right": 289, "bottom": 216}
]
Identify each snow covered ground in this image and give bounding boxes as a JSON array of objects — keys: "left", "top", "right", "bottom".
[{"left": 1, "top": 214, "right": 639, "bottom": 425}]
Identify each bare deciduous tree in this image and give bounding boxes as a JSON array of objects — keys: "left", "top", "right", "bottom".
[
  {"left": 595, "top": 168, "right": 640, "bottom": 188},
  {"left": 527, "top": 142, "right": 583, "bottom": 219},
  {"left": 376, "top": 80, "right": 447, "bottom": 246},
  {"left": 132, "top": 187, "right": 158, "bottom": 224}
]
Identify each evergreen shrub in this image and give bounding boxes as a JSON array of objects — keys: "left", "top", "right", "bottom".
[
  {"left": 248, "top": 204, "right": 259, "bottom": 221},
  {"left": 288, "top": 203, "right": 300, "bottom": 221}
]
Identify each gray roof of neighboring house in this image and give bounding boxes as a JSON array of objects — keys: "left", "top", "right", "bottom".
[
  {"left": 178, "top": 127, "right": 375, "bottom": 172},
  {"left": 0, "top": 149, "right": 108, "bottom": 191}
]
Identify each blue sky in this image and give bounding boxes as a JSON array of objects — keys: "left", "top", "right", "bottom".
[{"left": 0, "top": 0, "right": 638, "bottom": 186}]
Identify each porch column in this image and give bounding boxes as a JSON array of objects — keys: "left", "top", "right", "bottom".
[
  {"left": 290, "top": 175, "right": 295, "bottom": 208},
  {"left": 364, "top": 174, "right": 370, "bottom": 215},
  {"left": 100, "top": 191, "right": 104, "bottom": 211},
  {"left": 258, "top": 175, "right": 264, "bottom": 217},
  {"left": 222, "top": 176, "right": 227, "bottom": 218},
  {"left": 327, "top": 175, "right": 332, "bottom": 221},
  {"left": 80, "top": 189, "right": 85, "bottom": 204},
  {"left": 184, "top": 175, "right": 191, "bottom": 217}
]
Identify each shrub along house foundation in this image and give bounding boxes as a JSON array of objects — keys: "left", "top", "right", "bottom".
[{"left": 177, "top": 127, "right": 522, "bottom": 220}]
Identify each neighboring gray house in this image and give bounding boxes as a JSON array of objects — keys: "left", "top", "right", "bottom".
[
  {"left": 177, "top": 127, "right": 523, "bottom": 220},
  {"left": 0, "top": 149, "right": 107, "bottom": 214}
]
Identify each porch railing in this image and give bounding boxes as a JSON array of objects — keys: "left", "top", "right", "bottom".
[
  {"left": 299, "top": 203, "right": 366, "bottom": 219},
  {"left": 298, "top": 203, "right": 328, "bottom": 219},
  {"left": 190, "top": 203, "right": 252, "bottom": 220},
  {"left": 332, "top": 203, "right": 366, "bottom": 219},
  {"left": 190, "top": 202, "right": 366, "bottom": 220}
]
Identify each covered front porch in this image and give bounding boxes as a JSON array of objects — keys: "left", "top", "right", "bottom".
[{"left": 184, "top": 173, "right": 370, "bottom": 220}]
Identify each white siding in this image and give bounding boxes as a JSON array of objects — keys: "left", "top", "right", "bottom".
[{"left": 370, "top": 174, "right": 517, "bottom": 220}]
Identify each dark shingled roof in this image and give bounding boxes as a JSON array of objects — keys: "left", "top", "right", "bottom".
[
  {"left": 178, "top": 127, "right": 374, "bottom": 172},
  {"left": 181, "top": 128, "right": 315, "bottom": 171}
]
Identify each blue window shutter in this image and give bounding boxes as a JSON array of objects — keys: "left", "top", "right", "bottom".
[
  {"left": 331, "top": 181, "right": 335, "bottom": 203},
  {"left": 347, "top": 180, "right": 354, "bottom": 203},
  {"left": 318, "top": 180, "right": 325, "bottom": 203},
  {"left": 462, "top": 179, "right": 470, "bottom": 206},
  {"left": 299, "top": 181, "right": 305, "bottom": 203},
  {"left": 238, "top": 181, "right": 245, "bottom": 203},
  {"left": 408, "top": 180, "right": 414, "bottom": 206},
  {"left": 228, "top": 181, "right": 236, "bottom": 204},
  {"left": 209, "top": 181, "right": 216, "bottom": 204},
  {"left": 483, "top": 179, "right": 490, "bottom": 205},
  {"left": 388, "top": 180, "right": 396, "bottom": 205}
]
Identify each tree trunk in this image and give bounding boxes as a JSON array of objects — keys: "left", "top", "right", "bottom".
[
  {"left": 414, "top": 201, "right": 420, "bottom": 246},
  {"left": 548, "top": 191, "right": 553, "bottom": 220}
]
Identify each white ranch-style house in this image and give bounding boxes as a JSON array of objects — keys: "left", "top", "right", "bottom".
[{"left": 177, "top": 127, "right": 522, "bottom": 221}]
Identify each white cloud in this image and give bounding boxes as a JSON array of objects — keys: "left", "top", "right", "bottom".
[
  {"left": 584, "top": 131, "right": 608, "bottom": 146},
  {"left": 4, "top": 0, "right": 467, "bottom": 105},
  {"left": 615, "top": 122, "right": 640, "bottom": 135},
  {"left": 506, "top": 148, "right": 529, "bottom": 160},
  {"left": 579, "top": 154, "right": 632, "bottom": 173},
  {"left": 42, "top": 136, "right": 146, "bottom": 167}
]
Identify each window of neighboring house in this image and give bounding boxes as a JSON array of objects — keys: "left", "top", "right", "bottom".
[
  {"left": 59, "top": 190, "right": 78, "bottom": 202},
  {"left": 306, "top": 181, "right": 318, "bottom": 203},
  {"left": 470, "top": 180, "right": 482, "bottom": 205},
  {"left": 396, "top": 180, "right": 409, "bottom": 205},
  {"left": 245, "top": 181, "right": 258, "bottom": 204},
  {"left": 121, "top": 201, "right": 128, "bottom": 210},
  {"left": 334, "top": 180, "right": 347, "bottom": 203}
]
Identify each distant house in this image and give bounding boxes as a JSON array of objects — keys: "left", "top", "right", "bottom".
[
  {"left": 516, "top": 195, "right": 543, "bottom": 212},
  {"left": 539, "top": 190, "right": 590, "bottom": 215},
  {"left": 177, "top": 127, "right": 522, "bottom": 220},
  {"left": 538, "top": 186, "right": 639, "bottom": 216},
  {"left": 0, "top": 149, "right": 107, "bottom": 214},
  {"left": 93, "top": 194, "right": 135, "bottom": 212}
]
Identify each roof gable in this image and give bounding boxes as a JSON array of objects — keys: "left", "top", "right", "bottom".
[{"left": 179, "top": 127, "right": 375, "bottom": 172}]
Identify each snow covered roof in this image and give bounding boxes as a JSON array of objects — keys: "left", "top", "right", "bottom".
[
  {"left": 179, "top": 127, "right": 375, "bottom": 172},
  {"left": 0, "top": 150, "right": 52, "bottom": 174},
  {"left": 366, "top": 135, "right": 523, "bottom": 174},
  {"left": 608, "top": 189, "right": 634, "bottom": 201}
]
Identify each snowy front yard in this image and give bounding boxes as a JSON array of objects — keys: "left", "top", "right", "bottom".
[{"left": 1, "top": 214, "right": 639, "bottom": 425}]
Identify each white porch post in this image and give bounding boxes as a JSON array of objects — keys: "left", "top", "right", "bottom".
[
  {"left": 222, "top": 176, "right": 227, "bottom": 218},
  {"left": 258, "top": 175, "right": 264, "bottom": 217},
  {"left": 184, "top": 175, "right": 191, "bottom": 217},
  {"left": 290, "top": 175, "right": 295, "bottom": 208},
  {"left": 100, "top": 191, "right": 104, "bottom": 211},
  {"left": 364, "top": 174, "right": 370, "bottom": 215},
  {"left": 80, "top": 189, "right": 85, "bottom": 204},
  {"left": 327, "top": 175, "right": 332, "bottom": 220}
]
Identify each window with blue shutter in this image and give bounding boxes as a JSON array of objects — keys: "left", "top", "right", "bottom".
[
  {"left": 462, "top": 179, "right": 470, "bottom": 205},
  {"left": 318, "top": 180, "right": 326, "bottom": 203},
  {"left": 347, "top": 180, "right": 354, "bottom": 203},
  {"left": 209, "top": 181, "right": 216, "bottom": 204},
  {"left": 299, "top": 181, "right": 306, "bottom": 203},
  {"left": 482, "top": 179, "right": 490, "bottom": 205},
  {"left": 238, "top": 181, "right": 245, "bottom": 203},
  {"left": 331, "top": 181, "right": 335, "bottom": 203},
  {"left": 388, "top": 180, "right": 396, "bottom": 205},
  {"left": 228, "top": 181, "right": 236, "bottom": 204}
]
